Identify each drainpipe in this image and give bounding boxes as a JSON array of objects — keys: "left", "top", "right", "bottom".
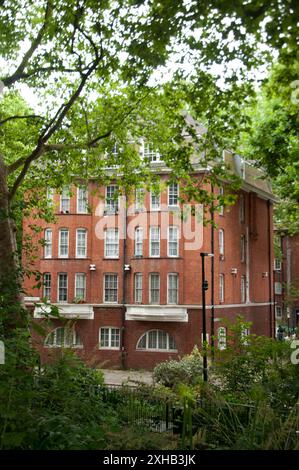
[
  {"left": 210, "top": 185, "right": 215, "bottom": 360},
  {"left": 268, "top": 199, "right": 274, "bottom": 338},
  {"left": 121, "top": 193, "right": 128, "bottom": 369}
]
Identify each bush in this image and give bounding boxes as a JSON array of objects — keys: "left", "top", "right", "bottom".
[
  {"left": 153, "top": 346, "right": 203, "bottom": 388},
  {"left": 0, "top": 329, "right": 118, "bottom": 449}
]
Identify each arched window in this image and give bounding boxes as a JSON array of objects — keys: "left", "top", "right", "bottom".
[
  {"left": 217, "top": 327, "right": 227, "bottom": 350},
  {"left": 45, "top": 327, "right": 83, "bottom": 348},
  {"left": 136, "top": 330, "right": 177, "bottom": 352}
]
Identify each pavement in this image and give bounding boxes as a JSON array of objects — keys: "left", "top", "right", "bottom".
[{"left": 101, "top": 369, "right": 153, "bottom": 387}]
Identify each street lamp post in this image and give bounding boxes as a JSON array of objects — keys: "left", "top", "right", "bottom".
[{"left": 200, "top": 252, "right": 214, "bottom": 382}]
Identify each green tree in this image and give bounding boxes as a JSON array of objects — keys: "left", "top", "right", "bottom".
[
  {"left": 239, "top": 61, "right": 299, "bottom": 233},
  {"left": 1, "top": 0, "right": 298, "bottom": 320}
]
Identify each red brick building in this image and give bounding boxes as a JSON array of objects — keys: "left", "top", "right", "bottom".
[
  {"left": 274, "top": 231, "right": 299, "bottom": 334},
  {"left": 23, "top": 152, "right": 275, "bottom": 369}
]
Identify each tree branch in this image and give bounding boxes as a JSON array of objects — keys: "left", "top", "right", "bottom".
[
  {"left": 8, "top": 57, "right": 101, "bottom": 199},
  {"left": 0, "top": 115, "right": 44, "bottom": 126},
  {"left": 2, "top": 0, "right": 53, "bottom": 88}
]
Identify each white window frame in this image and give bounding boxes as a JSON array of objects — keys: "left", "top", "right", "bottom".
[
  {"left": 43, "top": 273, "right": 51, "bottom": 301},
  {"left": 150, "top": 226, "right": 160, "bottom": 257},
  {"left": 112, "top": 142, "right": 119, "bottom": 158},
  {"left": 99, "top": 327, "right": 121, "bottom": 350},
  {"left": 136, "top": 330, "right": 177, "bottom": 352},
  {"left": 103, "top": 274, "right": 118, "bottom": 303},
  {"left": 77, "top": 187, "right": 88, "bottom": 214},
  {"left": 167, "top": 273, "right": 179, "bottom": 305},
  {"left": 105, "top": 185, "right": 118, "bottom": 214},
  {"left": 168, "top": 182, "right": 179, "bottom": 207},
  {"left": 168, "top": 226, "right": 179, "bottom": 257},
  {"left": 134, "top": 273, "right": 143, "bottom": 303},
  {"left": 149, "top": 273, "right": 160, "bottom": 304},
  {"left": 217, "top": 327, "right": 227, "bottom": 350},
  {"left": 104, "top": 228, "right": 119, "bottom": 258},
  {"left": 219, "top": 229, "right": 224, "bottom": 256},
  {"left": 75, "top": 273, "right": 86, "bottom": 301},
  {"left": 58, "top": 228, "right": 69, "bottom": 258},
  {"left": 275, "top": 282, "right": 282, "bottom": 295},
  {"left": 150, "top": 190, "right": 161, "bottom": 211},
  {"left": 60, "top": 187, "right": 70, "bottom": 213},
  {"left": 275, "top": 305, "right": 282, "bottom": 318},
  {"left": 274, "top": 258, "right": 282, "bottom": 271},
  {"left": 76, "top": 228, "right": 87, "bottom": 258},
  {"left": 134, "top": 227, "right": 143, "bottom": 257},
  {"left": 57, "top": 273, "right": 68, "bottom": 303},
  {"left": 135, "top": 187, "right": 145, "bottom": 212},
  {"left": 219, "top": 274, "right": 224, "bottom": 303},
  {"left": 241, "top": 275, "right": 246, "bottom": 303},
  {"left": 45, "top": 327, "right": 82, "bottom": 348},
  {"left": 44, "top": 228, "right": 52, "bottom": 258},
  {"left": 143, "top": 142, "right": 160, "bottom": 162}
]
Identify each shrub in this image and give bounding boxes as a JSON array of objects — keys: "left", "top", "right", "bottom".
[{"left": 153, "top": 346, "right": 203, "bottom": 388}]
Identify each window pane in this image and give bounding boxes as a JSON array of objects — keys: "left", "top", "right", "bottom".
[
  {"left": 151, "top": 191, "right": 160, "bottom": 210},
  {"left": 58, "top": 274, "right": 68, "bottom": 302},
  {"left": 137, "top": 330, "right": 176, "bottom": 351},
  {"left": 148, "top": 330, "right": 157, "bottom": 349},
  {"left": 168, "top": 183, "right": 178, "bottom": 206},
  {"left": 219, "top": 230, "right": 224, "bottom": 255},
  {"left": 43, "top": 273, "right": 51, "bottom": 300},
  {"left": 144, "top": 142, "right": 160, "bottom": 162},
  {"left": 76, "top": 229, "right": 87, "bottom": 257},
  {"left": 150, "top": 274, "right": 160, "bottom": 304},
  {"left": 150, "top": 226, "right": 160, "bottom": 257},
  {"left": 135, "top": 188, "right": 144, "bottom": 211},
  {"left": 61, "top": 187, "right": 70, "bottom": 212},
  {"left": 158, "top": 330, "right": 167, "bottom": 350},
  {"left": 135, "top": 227, "right": 143, "bottom": 256},
  {"left": 100, "top": 328, "right": 109, "bottom": 348},
  {"left": 105, "top": 185, "right": 118, "bottom": 212},
  {"left": 168, "top": 274, "right": 178, "bottom": 304},
  {"left": 168, "top": 226, "right": 179, "bottom": 256},
  {"left": 77, "top": 187, "right": 88, "bottom": 213},
  {"left": 137, "top": 334, "right": 147, "bottom": 349},
  {"left": 105, "top": 229, "right": 119, "bottom": 258},
  {"left": 59, "top": 229, "right": 69, "bottom": 257},
  {"left": 110, "top": 328, "right": 120, "bottom": 348},
  {"left": 218, "top": 327, "right": 227, "bottom": 350},
  {"left": 75, "top": 274, "right": 86, "bottom": 299},
  {"left": 219, "top": 274, "right": 224, "bottom": 302},
  {"left": 134, "top": 273, "right": 142, "bottom": 303},
  {"left": 104, "top": 274, "right": 118, "bottom": 302},
  {"left": 56, "top": 327, "right": 64, "bottom": 346},
  {"left": 44, "top": 229, "right": 52, "bottom": 258}
]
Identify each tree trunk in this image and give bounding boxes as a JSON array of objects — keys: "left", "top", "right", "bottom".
[{"left": 0, "top": 154, "right": 25, "bottom": 329}]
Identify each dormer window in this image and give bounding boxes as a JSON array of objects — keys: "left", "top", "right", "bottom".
[{"left": 143, "top": 142, "right": 161, "bottom": 163}]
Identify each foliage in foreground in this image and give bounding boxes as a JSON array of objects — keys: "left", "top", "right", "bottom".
[
  {"left": 0, "top": 328, "right": 117, "bottom": 450},
  {"left": 153, "top": 317, "right": 299, "bottom": 450},
  {"left": 1, "top": 313, "right": 299, "bottom": 450}
]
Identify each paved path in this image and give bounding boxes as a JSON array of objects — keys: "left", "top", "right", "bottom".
[{"left": 101, "top": 369, "right": 153, "bottom": 386}]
